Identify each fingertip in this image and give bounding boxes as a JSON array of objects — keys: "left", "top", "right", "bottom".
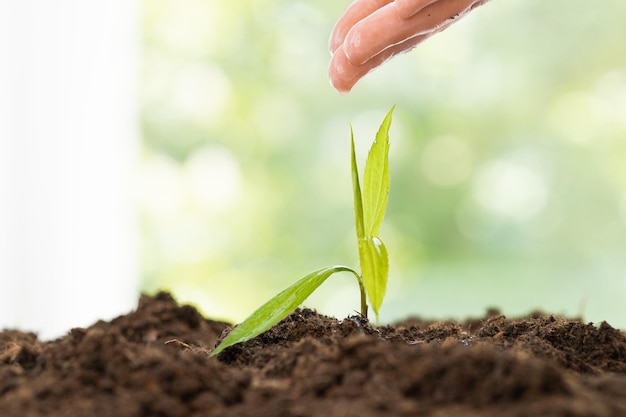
[
  {"left": 328, "top": 1, "right": 360, "bottom": 54},
  {"left": 328, "top": 47, "right": 357, "bottom": 94},
  {"left": 332, "top": 76, "right": 352, "bottom": 95},
  {"left": 330, "top": 0, "right": 395, "bottom": 54},
  {"left": 343, "top": 24, "right": 374, "bottom": 66},
  {"left": 343, "top": 4, "right": 404, "bottom": 66},
  {"left": 328, "top": 27, "right": 344, "bottom": 54},
  {"left": 329, "top": 74, "right": 352, "bottom": 95}
]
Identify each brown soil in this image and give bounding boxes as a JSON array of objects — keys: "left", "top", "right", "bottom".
[{"left": 1, "top": 292, "right": 625, "bottom": 417}]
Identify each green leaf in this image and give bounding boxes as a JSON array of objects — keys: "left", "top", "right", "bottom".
[
  {"left": 358, "top": 236, "right": 389, "bottom": 320},
  {"left": 353, "top": 107, "right": 394, "bottom": 321},
  {"left": 210, "top": 265, "right": 360, "bottom": 357},
  {"left": 351, "top": 127, "right": 365, "bottom": 240},
  {"left": 362, "top": 107, "right": 393, "bottom": 236}
]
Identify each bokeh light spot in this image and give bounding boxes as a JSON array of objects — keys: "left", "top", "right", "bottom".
[
  {"left": 168, "top": 64, "right": 231, "bottom": 124},
  {"left": 420, "top": 135, "right": 474, "bottom": 187},
  {"left": 548, "top": 91, "right": 597, "bottom": 144},
  {"left": 184, "top": 145, "right": 243, "bottom": 213},
  {"left": 473, "top": 157, "right": 549, "bottom": 222},
  {"left": 139, "top": 154, "right": 183, "bottom": 217}
]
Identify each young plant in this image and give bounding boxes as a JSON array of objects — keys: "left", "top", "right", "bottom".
[{"left": 210, "top": 107, "right": 393, "bottom": 357}]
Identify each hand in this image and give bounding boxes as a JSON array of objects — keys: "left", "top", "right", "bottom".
[{"left": 328, "top": 0, "right": 490, "bottom": 93}]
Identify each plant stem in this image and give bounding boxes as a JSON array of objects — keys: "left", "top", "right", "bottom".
[
  {"left": 357, "top": 274, "right": 368, "bottom": 319},
  {"left": 348, "top": 269, "right": 368, "bottom": 319},
  {"left": 332, "top": 266, "right": 368, "bottom": 319}
]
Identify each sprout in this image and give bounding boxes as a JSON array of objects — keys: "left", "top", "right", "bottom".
[{"left": 210, "top": 107, "right": 393, "bottom": 357}]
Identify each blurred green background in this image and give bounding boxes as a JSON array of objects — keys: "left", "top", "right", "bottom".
[{"left": 138, "top": 0, "right": 626, "bottom": 327}]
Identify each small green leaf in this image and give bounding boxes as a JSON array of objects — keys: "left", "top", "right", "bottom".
[
  {"left": 351, "top": 127, "right": 365, "bottom": 240},
  {"left": 358, "top": 236, "right": 389, "bottom": 320},
  {"left": 362, "top": 107, "right": 393, "bottom": 236},
  {"left": 210, "top": 265, "right": 360, "bottom": 357}
]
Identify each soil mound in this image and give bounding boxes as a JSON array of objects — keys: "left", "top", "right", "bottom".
[{"left": 1, "top": 292, "right": 625, "bottom": 416}]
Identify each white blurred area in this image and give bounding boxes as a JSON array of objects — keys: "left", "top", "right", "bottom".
[{"left": 0, "top": 1, "right": 140, "bottom": 339}]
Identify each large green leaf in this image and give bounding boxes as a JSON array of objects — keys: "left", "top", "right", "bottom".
[
  {"left": 362, "top": 107, "right": 393, "bottom": 236},
  {"left": 210, "top": 265, "right": 360, "bottom": 356},
  {"left": 358, "top": 236, "right": 389, "bottom": 320}
]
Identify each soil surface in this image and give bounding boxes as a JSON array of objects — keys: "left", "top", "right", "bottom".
[{"left": 1, "top": 292, "right": 625, "bottom": 417}]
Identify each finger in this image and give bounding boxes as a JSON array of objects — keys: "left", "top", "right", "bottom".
[
  {"left": 329, "top": 0, "right": 394, "bottom": 54},
  {"left": 329, "top": 31, "right": 435, "bottom": 94},
  {"left": 468, "top": 0, "right": 491, "bottom": 12},
  {"left": 395, "top": 0, "right": 440, "bottom": 20},
  {"left": 344, "top": 0, "right": 480, "bottom": 66}
]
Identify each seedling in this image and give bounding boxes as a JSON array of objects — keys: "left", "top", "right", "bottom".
[{"left": 210, "top": 107, "right": 394, "bottom": 356}]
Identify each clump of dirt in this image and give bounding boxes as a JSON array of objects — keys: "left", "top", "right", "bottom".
[{"left": 1, "top": 292, "right": 625, "bottom": 416}]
